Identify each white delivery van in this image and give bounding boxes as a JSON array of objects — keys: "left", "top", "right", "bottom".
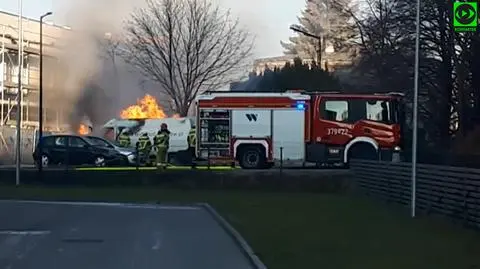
[{"left": 101, "top": 117, "right": 195, "bottom": 164}]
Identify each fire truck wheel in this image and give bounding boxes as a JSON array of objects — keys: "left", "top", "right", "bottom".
[
  {"left": 238, "top": 146, "right": 266, "bottom": 169},
  {"left": 348, "top": 143, "right": 378, "bottom": 162}
]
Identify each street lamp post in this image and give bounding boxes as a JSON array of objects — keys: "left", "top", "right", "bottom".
[
  {"left": 38, "top": 11, "right": 52, "bottom": 173},
  {"left": 15, "top": 0, "right": 23, "bottom": 186},
  {"left": 317, "top": 38, "right": 322, "bottom": 67},
  {"left": 411, "top": 0, "right": 421, "bottom": 218},
  {"left": 103, "top": 32, "right": 120, "bottom": 105},
  {"left": 289, "top": 25, "right": 322, "bottom": 66}
]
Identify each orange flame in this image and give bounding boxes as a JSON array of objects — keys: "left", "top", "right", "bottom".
[
  {"left": 78, "top": 124, "right": 89, "bottom": 135},
  {"left": 120, "top": 94, "right": 167, "bottom": 119}
]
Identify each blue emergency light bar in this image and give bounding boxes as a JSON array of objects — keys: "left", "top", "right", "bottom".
[{"left": 295, "top": 101, "right": 306, "bottom": 110}]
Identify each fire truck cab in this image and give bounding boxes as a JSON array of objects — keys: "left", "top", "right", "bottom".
[{"left": 195, "top": 91, "right": 404, "bottom": 169}]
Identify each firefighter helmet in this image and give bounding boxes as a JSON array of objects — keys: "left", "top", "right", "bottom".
[{"left": 161, "top": 123, "right": 168, "bottom": 130}]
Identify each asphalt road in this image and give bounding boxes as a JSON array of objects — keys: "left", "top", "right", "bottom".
[
  {"left": 0, "top": 164, "right": 349, "bottom": 173},
  {"left": 0, "top": 200, "right": 255, "bottom": 269}
]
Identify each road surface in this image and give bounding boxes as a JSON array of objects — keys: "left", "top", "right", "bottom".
[{"left": 0, "top": 200, "right": 256, "bottom": 269}]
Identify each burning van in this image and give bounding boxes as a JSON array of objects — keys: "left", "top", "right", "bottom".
[
  {"left": 78, "top": 118, "right": 93, "bottom": 135},
  {"left": 95, "top": 93, "right": 193, "bottom": 164},
  {"left": 101, "top": 117, "right": 195, "bottom": 164}
]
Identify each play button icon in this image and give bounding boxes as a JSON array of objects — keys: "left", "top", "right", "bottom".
[{"left": 455, "top": 3, "right": 477, "bottom": 25}]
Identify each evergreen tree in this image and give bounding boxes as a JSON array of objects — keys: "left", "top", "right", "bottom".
[
  {"left": 231, "top": 57, "right": 340, "bottom": 92},
  {"left": 280, "top": 0, "right": 357, "bottom": 59}
]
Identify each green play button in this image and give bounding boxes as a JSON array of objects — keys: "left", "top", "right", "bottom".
[{"left": 454, "top": 2, "right": 477, "bottom": 28}]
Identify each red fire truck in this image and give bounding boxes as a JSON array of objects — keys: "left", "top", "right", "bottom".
[{"left": 195, "top": 91, "right": 404, "bottom": 169}]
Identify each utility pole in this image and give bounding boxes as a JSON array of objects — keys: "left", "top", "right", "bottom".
[
  {"left": 15, "top": 0, "right": 23, "bottom": 186},
  {"left": 411, "top": 0, "right": 421, "bottom": 218}
]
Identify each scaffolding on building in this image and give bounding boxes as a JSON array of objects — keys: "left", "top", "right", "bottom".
[{"left": 0, "top": 22, "right": 68, "bottom": 132}]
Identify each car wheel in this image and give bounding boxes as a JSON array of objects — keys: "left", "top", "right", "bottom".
[{"left": 94, "top": 156, "right": 106, "bottom": 167}]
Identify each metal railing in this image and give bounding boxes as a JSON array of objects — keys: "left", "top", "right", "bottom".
[{"left": 350, "top": 159, "right": 480, "bottom": 229}]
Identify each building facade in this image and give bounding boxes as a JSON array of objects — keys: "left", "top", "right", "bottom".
[
  {"left": 252, "top": 53, "right": 353, "bottom": 76},
  {"left": 0, "top": 11, "right": 70, "bottom": 130}
]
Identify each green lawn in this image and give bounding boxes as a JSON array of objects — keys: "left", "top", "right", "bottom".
[{"left": 0, "top": 186, "right": 479, "bottom": 269}]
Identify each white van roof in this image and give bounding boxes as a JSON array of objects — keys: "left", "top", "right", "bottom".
[{"left": 103, "top": 117, "right": 193, "bottom": 129}]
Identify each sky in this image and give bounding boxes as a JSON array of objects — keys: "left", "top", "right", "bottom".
[{"left": 0, "top": 0, "right": 305, "bottom": 58}]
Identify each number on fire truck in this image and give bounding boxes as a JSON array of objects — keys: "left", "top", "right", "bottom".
[{"left": 327, "top": 128, "right": 349, "bottom": 135}]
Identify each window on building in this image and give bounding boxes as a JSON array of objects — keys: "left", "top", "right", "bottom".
[
  {"left": 6, "top": 53, "right": 29, "bottom": 81},
  {"left": 28, "top": 56, "right": 40, "bottom": 70},
  {"left": 323, "top": 100, "right": 348, "bottom": 122}
]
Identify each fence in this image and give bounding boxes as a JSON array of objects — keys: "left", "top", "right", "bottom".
[
  {"left": 0, "top": 126, "right": 37, "bottom": 165},
  {"left": 350, "top": 159, "right": 480, "bottom": 229},
  {"left": 0, "top": 126, "right": 61, "bottom": 165}
]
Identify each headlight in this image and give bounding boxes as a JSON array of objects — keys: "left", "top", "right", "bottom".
[
  {"left": 119, "top": 151, "right": 134, "bottom": 156},
  {"left": 394, "top": 146, "right": 401, "bottom": 151}
]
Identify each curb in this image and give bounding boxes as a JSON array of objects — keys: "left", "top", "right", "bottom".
[{"left": 199, "top": 203, "right": 267, "bottom": 269}]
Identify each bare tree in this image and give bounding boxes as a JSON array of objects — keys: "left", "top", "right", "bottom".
[{"left": 122, "top": 0, "right": 254, "bottom": 116}]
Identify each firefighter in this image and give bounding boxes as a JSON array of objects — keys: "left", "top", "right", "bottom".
[
  {"left": 137, "top": 132, "right": 152, "bottom": 164},
  {"left": 188, "top": 127, "right": 196, "bottom": 149},
  {"left": 188, "top": 127, "right": 196, "bottom": 166},
  {"left": 117, "top": 129, "right": 131, "bottom": 147},
  {"left": 154, "top": 123, "right": 170, "bottom": 167}
]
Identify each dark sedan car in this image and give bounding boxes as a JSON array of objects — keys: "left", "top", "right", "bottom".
[
  {"left": 33, "top": 134, "right": 128, "bottom": 167},
  {"left": 84, "top": 135, "right": 137, "bottom": 165}
]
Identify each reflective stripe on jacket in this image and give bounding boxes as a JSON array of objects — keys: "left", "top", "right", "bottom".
[
  {"left": 188, "top": 129, "right": 196, "bottom": 147},
  {"left": 118, "top": 134, "right": 131, "bottom": 146},
  {"left": 137, "top": 135, "right": 151, "bottom": 150},
  {"left": 154, "top": 132, "right": 169, "bottom": 148}
]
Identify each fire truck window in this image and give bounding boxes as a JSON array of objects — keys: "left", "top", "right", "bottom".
[
  {"left": 366, "top": 100, "right": 391, "bottom": 123},
  {"left": 324, "top": 101, "right": 348, "bottom": 122}
]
